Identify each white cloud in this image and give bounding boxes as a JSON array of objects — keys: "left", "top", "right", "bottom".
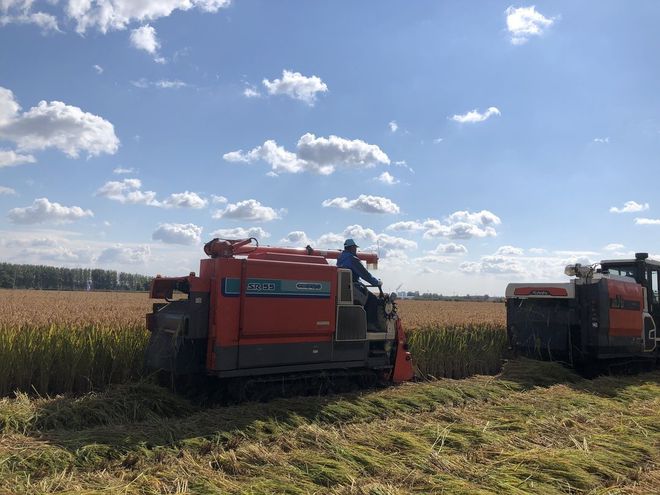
[
  {"left": 211, "top": 195, "right": 228, "bottom": 204},
  {"left": 224, "top": 133, "right": 389, "bottom": 175},
  {"left": 0, "top": 7, "right": 60, "bottom": 33},
  {"left": 162, "top": 191, "right": 207, "bottom": 209},
  {"left": 388, "top": 120, "right": 398, "bottom": 133},
  {"left": 450, "top": 107, "right": 501, "bottom": 123},
  {"left": 430, "top": 243, "right": 468, "bottom": 255},
  {"left": 322, "top": 195, "right": 400, "bottom": 214},
  {"left": 262, "top": 70, "right": 328, "bottom": 105},
  {"left": 97, "top": 244, "right": 150, "bottom": 265},
  {"left": 130, "top": 24, "right": 160, "bottom": 56},
  {"left": 0, "top": 186, "right": 16, "bottom": 195},
  {"left": 609, "top": 201, "right": 649, "bottom": 214},
  {"left": 212, "top": 199, "right": 281, "bottom": 222},
  {"left": 152, "top": 223, "right": 202, "bottom": 245},
  {"left": 505, "top": 6, "right": 555, "bottom": 45},
  {"left": 154, "top": 80, "right": 187, "bottom": 89},
  {"left": 8, "top": 197, "right": 94, "bottom": 224},
  {"left": 280, "top": 231, "right": 311, "bottom": 245},
  {"left": 316, "top": 232, "right": 345, "bottom": 248},
  {"left": 495, "top": 245, "right": 524, "bottom": 256},
  {"left": 0, "top": 86, "right": 119, "bottom": 158},
  {"left": 297, "top": 133, "right": 390, "bottom": 168},
  {"left": 96, "top": 178, "right": 159, "bottom": 206},
  {"left": 635, "top": 218, "right": 660, "bottom": 226},
  {"left": 243, "top": 86, "right": 261, "bottom": 98},
  {"left": 0, "top": 149, "right": 36, "bottom": 167},
  {"left": 604, "top": 243, "right": 625, "bottom": 252},
  {"left": 93, "top": 64, "right": 104, "bottom": 74},
  {"left": 373, "top": 233, "right": 417, "bottom": 252},
  {"left": 112, "top": 166, "right": 135, "bottom": 174},
  {"left": 212, "top": 226, "right": 270, "bottom": 239},
  {"left": 65, "top": 0, "right": 231, "bottom": 34},
  {"left": 377, "top": 171, "right": 399, "bottom": 185},
  {"left": 96, "top": 179, "right": 207, "bottom": 208},
  {"left": 433, "top": 137, "right": 444, "bottom": 144},
  {"left": 386, "top": 220, "right": 424, "bottom": 232},
  {"left": 593, "top": 137, "right": 610, "bottom": 144},
  {"left": 423, "top": 210, "right": 501, "bottom": 240}
]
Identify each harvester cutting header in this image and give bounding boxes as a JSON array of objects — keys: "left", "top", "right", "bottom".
[{"left": 146, "top": 238, "right": 414, "bottom": 387}]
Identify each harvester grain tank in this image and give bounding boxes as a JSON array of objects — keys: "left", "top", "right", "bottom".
[
  {"left": 506, "top": 252, "right": 659, "bottom": 368},
  {"left": 145, "top": 238, "right": 414, "bottom": 387}
]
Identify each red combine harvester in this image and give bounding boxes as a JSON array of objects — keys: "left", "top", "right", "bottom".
[
  {"left": 506, "top": 252, "right": 659, "bottom": 369},
  {"left": 146, "top": 238, "right": 414, "bottom": 390}
]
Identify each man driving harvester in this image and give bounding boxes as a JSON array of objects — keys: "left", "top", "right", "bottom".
[{"left": 337, "top": 238, "right": 382, "bottom": 330}]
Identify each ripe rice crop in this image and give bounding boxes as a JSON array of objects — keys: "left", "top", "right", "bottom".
[
  {"left": 0, "top": 290, "right": 509, "bottom": 395},
  {"left": 396, "top": 300, "right": 505, "bottom": 328},
  {"left": 406, "top": 324, "right": 508, "bottom": 378}
]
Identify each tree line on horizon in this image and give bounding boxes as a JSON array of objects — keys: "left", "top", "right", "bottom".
[{"left": 0, "top": 262, "right": 152, "bottom": 291}]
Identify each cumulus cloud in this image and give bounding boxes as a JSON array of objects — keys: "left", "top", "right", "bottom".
[
  {"left": 212, "top": 226, "right": 270, "bottom": 239},
  {"left": 0, "top": 149, "right": 36, "bottom": 167},
  {"left": 65, "top": 0, "right": 231, "bottom": 34},
  {"left": 243, "top": 85, "right": 261, "bottom": 98},
  {"left": 93, "top": 64, "right": 104, "bottom": 74},
  {"left": 0, "top": 4, "right": 60, "bottom": 33},
  {"left": 495, "top": 245, "right": 524, "bottom": 256},
  {"left": 8, "top": 197, "right": 94, "bottom": 224},
  {"left": 505, "top": 5, "right": 556, "bottom": 45},
  {"left": 430, "top": 243, "right": 468, "bottom": 255},
  {"left": 212, "top": 199, "right": 281, "bottom": 222},
  {"left": 211, "top": 195, "right": 228, "bottom": 204},
  {"left": 593, "top": 137, "right": 610, "bottom": 144},
  {"left": 280, "top": 231, "right": 312, "bottom": 246},
  {"left": 0, "top": 86, "right": 119, "bottom": 159},
  {"left": 388, "top": 121, "right": 398, "bottom": 133},
  {"left": 423, "top": 210, "right": 501, "bottom": 240},
  {"left": 322, "top": 195, "right": 400, "bottom": 214},
  {"left": 609, "top": 201, "right": 649, "bottom": 214},
  {"left": 96, "top": 179, "right": 207, "bottom": 208},
  {"left": 130, "top": 24, "right": 160, "bottom": 55},
  {"left": 313, "top": 225, "right": 416, "bottom": 256},
  {"left": 386, "top": 220, "right": 425, "bottom": 232},
  {"left": 450, "top": 107, "right": 501, "bottom": 123},
  {"left": 604, "top": 243, "right": 625, "bottom": 252},
  {"left": 224, "top": 133, "right": 389, "bottom": 175},
  {"left": 0, "top": 186, "right": 16, "bottom": 195},
  {"left": 97, "top": 244, "right": 151, "bottom": 265},
  {"left": 634, "top": 218, "right": 660, "bottom": 226},
  {"left": 112, "top": 166, "right": 135, "bottom": 174},
  {"left": 162, "top": 191, "right": 207, "bottom": 209},
  {"left": 377, "top": 171, "right": 399, "bottom": 185},
  {"left": 152, "top": 223, "right": 202, "bottom": 245},
  {"left": 262, "top": 70, "right": 328, "bottom": 105},
  {"left": 96, "top": 178, "right": 159, "bottom": 206}
]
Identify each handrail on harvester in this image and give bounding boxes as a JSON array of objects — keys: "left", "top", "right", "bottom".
[{"left": 203, "top": 238, "right": 378, "bottom": 268}]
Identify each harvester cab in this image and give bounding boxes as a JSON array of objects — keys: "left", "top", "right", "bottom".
[
  {"left": 506, "top": 252, "right": 660, "bottom": 368},
  {"left": 145, "top": 238, "right": 414, "bottom": 388}
]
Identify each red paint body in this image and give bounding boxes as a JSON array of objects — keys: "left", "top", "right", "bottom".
[
  {"left": 606, "top": 278, "right": 644, "bottom": 338},
  {"left": 149, "top": 240, "right": 414, "bottom": 382}
]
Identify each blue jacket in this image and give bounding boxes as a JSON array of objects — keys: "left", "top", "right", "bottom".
[{"left": 337, "top": 250, "right": 379, "bottom": 286}]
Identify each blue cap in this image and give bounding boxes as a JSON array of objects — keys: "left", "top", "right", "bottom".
[{"left": 344, "top": 238, "right": 359, "bottom": 248}]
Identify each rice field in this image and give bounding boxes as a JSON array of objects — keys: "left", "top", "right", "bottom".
[
  {"left": 0, "top": 289, "right": 658, "bottom": 493},
  {"left": 0, "top": 290, "right": 508, "bottom": 395}
]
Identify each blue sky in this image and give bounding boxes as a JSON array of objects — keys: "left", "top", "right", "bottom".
[{"left": 1, "top": 0, "right": 660, "bottom": 295}]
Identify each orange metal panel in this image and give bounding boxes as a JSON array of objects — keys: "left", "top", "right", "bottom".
[
  {"left": 607, "top": 279, "right": 643, "bottom": 337},
  {"left": 239, "top": 259, "right": 336, "bottom": 340}
]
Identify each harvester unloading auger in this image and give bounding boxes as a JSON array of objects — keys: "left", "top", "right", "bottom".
[{"left": 145, "top": 238, "right": 414, "bottom": 393}]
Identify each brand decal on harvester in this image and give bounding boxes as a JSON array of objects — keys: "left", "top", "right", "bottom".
[{"left": 222, "top": 278, "right": 331, "bottom": 298}]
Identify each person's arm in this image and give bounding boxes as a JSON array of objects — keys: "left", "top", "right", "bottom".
[{"left": 350, "top": 255, "right": 380, "bottom": 286}]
